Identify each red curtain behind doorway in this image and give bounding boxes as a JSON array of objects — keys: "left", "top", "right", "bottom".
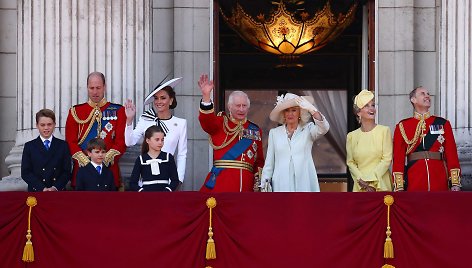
[{"left": 0, "top": 191, "right": 470, "bottom": 268}]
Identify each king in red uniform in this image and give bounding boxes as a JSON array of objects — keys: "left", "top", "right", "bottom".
[
  {"left": 198, "top": 74, "right": 264, "bottom": 192},
  {"left": 65, "top": 72, "right": 127, "bottom": 188},
  {"left": 392, "top": 87, "right": 461, "bottom": 191}
]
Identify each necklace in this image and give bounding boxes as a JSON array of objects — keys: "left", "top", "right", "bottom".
[{"left": 285, "top": 125, "right": 297, "bottom": 138}]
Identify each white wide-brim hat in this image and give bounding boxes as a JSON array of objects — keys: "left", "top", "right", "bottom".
[
  {"left": 269, "top": 93, "right": 314, "bottom": 124},
  {"left": 144, "top": 77, "right": 182, "bottom": 105}
]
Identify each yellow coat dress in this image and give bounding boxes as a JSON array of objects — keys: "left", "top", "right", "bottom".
[{"left": 346, "top": 125, "right": 393, "bottom": 192}]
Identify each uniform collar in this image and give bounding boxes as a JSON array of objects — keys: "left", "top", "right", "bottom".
[
  {"left": 87, "top": 98, "right": 107, "bottom": 108},
  {"left": 414, "top": 111, "right": 431, "bottom": 120},
  {"left": 229, "top": 116, "right": 247, "bottom": 125}
]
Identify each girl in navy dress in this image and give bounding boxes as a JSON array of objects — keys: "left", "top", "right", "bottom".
[{"left": 129, "top": 125, "right": 179, "bottom": 191}]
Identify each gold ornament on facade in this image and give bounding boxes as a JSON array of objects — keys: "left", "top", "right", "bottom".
[{"left": 220, "top": 1, "right": 357, "bottom": 67}]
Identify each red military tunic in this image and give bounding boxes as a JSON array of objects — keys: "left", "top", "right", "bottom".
[
  {"left": 199, "top": 104, "right": 264, "bottom": 192},
  {"left": 65, "top": 99, "right": 127, "bottom": 188},
  {"left": 392, "top": 112, "right": 461, "bottom": 191}
]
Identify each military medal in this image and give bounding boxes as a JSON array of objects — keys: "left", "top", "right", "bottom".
[
  {"left": 247, "top": 150, "right": 254, "bottom": 159},
  {"left": 105, "top": 122, "right": 113, "bottom": 132},
  {"left": 100, "top": 131, "right": 107, "bottom": 139},
  {"left": 252, "top": 142, "right": 257, "bottom": 151},
  {"left": 430, "top": 124, "right": 444, "bottom": 134},
  {"left": 437, "top": 134, "right": 445, "bottom": 153},
  {"left": 254, "top": 131, "right": 261, "bottom": 141}
]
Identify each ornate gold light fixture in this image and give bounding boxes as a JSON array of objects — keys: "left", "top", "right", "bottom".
[{"left": 220, "top": 1, "right": 358, "bottom": 67}]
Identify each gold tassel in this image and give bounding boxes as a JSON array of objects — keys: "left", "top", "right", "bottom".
[
  {"left": 206, "top": 197, "right": 217, "bottom": 260},
  {"left": 22, "top": 196, "right": 37, "bottom": 262},
  {"left": 383, "top": 195, "right": 394, "bottom": 259},
  {"left": 381, "top": 265, "right": 395, "bottom": 268}
]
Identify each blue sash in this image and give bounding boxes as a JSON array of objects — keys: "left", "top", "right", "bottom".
[
  {"left": 205, "top": 122, "right": 259, "bottom": 189},
  {"left": 79, "top": 103, "right": 120, "bottom": 150}
]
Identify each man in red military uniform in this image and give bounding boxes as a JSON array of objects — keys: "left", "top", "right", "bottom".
[
  {"left": 65, "top": 72, "right": 127, "bottom": 189},
  {"left": 392, "top": 86, "right": 461, "bottom": 191},
  {"left": 198, "top": 74, "right": 264, "bottom": 192}
]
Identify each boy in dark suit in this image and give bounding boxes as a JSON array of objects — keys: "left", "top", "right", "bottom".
[
  {"left": 21, "top": 109, "right": 72, "bottom": 191},
  {"left": 76, "top": 138, "right": 116, "bottom": 191}
]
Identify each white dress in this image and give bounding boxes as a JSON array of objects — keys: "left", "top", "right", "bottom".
[
  {"left": 125, "top": 109, "right": 187, "bottom": 182},
  {"left": 261, "top": 116, "right": 330, "bottom": 192}
]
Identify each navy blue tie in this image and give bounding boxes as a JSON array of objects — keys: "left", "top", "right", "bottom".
[{"left": 96, "top": 166, "right": 101, "bottom": 174}]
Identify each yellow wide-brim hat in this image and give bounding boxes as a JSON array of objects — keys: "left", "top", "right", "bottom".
[
  {"left": 144, "top": 77, "right": 182, "bottom": 105},
  {"left": 269, "top": 93, "right": 314, "bottom": 124},
  {"left": 354, "top": 89, "right": 374, "bottom": 109}
]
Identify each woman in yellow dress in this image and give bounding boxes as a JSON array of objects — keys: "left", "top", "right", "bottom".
[{"left": 346, "top": 90, "right": 393, "bottom": 192}]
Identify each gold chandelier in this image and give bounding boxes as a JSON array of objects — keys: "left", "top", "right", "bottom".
[{"left": 220, "top": 1, "right": 358, "bottom": 66}]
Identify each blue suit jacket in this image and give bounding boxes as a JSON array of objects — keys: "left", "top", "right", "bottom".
[
  {"left": 21, "top": 136, "right": 72, "bottom": 191},
  {"left": 76, "top": 163, "right": 116, "bottom": 191}
]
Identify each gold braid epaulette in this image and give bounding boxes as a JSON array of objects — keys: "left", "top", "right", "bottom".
[
  {"left": 399, "top": 119, "right": 426, "bottom": 155},
  {"left": 104, "top": 149, "right": 121, "bottom": 166},
  {"left": 208, "top": 115, "right": 243, "bottom": 150},
  {"left": 72, "top": 151, "right": 90, "bottom": 167},
  {"left": 71, "top": 106, "right": 102, "bottom": 145}
]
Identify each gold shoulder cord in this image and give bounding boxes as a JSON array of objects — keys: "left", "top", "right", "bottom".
[
  {"left": 71, "top": 106, "right": 102, "bottom": 145},
  {"left": 208, "top": 116, "right": 243, "bottom": 150},
  {"left": 399, "top": 119, "right": 426, "bottom": 154}
]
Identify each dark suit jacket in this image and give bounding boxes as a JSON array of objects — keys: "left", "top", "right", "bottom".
[
  {"left": 76, "top": 163, "right": 116, "bottom": 191},
  {"left": 21, "top": 136, "right": 72, "bottom": 191}
]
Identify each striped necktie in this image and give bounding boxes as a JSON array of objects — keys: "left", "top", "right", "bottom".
[{"left": 44, "top": 140, "right": 50, "bottom": 150}]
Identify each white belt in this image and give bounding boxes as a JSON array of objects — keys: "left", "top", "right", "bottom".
[{"left": 142, "top": 179, "right": 170, "bottom": 185}]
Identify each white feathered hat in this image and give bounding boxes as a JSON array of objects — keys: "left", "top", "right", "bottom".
[{"left": 269, "top": 93, "right": 314, "bottom": 124}]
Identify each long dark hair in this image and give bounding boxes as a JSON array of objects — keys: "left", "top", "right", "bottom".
[
  {"left": 160, "top": 86, "right": 177, "bottom": 109},
  {"left": 141, "top": 125, "right": 166, "bottom": 154}
]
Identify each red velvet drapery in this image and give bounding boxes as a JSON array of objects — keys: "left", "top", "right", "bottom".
[{"left": 1, "top": 192, "right": 470, "bottom": 268}]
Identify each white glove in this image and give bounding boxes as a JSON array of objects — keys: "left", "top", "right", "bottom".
[
  {"left": 296, "top": 96, "right": 318, "bottom": 114},
  {"left": 260, "top": 178, "right": 273, "bottom": 192}
]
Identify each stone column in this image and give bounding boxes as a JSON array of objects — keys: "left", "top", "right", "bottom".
[
  {"left": 439, "top": 0, "right": 472, "bottom": 189},
  {"left": 1, "top": 0, "right": 150, "bottom": 191}
]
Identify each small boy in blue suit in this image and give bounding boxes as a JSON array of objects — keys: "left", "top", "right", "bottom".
[
  {"left": 76, "top": 138, "right": 116, "bottom": 191},
  {"left": 21, "top": 109, "right": 72, "bottom": 191}
]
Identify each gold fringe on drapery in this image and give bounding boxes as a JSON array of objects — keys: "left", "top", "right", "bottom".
[
  {"left": 22, "top": 196, "right": 37, "bottom": 262},
  {"left": 206, "top": 197, "right": 217, "bottom": 260}
]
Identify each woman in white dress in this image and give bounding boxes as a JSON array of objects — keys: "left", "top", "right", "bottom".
[
  {"left": 124, "top": 78, "right": 187, "bottom": 183},
  {"left": 261, "top": 93, "right": 330, "bottom": 192}
]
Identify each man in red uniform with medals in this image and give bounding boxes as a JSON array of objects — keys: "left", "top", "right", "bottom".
[
  {"left": 197, "top": 74, "right": 264, "bottom": 192},
  {"left": 392, "top": 86, "right": 461, "bottom": 191},
  {"left": 65, "top": 72, "right": 127, "bottom": 189}
]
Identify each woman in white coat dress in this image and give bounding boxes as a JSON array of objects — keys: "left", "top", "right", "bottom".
[
  {"left": 261, "top": 93, "right": 329, "bottom": 192},
  {"left": 124, "top": 78, "right": 187, "bottom": 183}
]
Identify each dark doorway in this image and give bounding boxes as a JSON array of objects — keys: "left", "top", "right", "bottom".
[{"left": 215, "top": 1, "right": 367, "bottom": 191}]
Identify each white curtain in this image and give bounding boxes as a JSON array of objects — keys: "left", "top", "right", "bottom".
[{"left": 304, "top": 90, "right": 347, "bottom": 159}]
